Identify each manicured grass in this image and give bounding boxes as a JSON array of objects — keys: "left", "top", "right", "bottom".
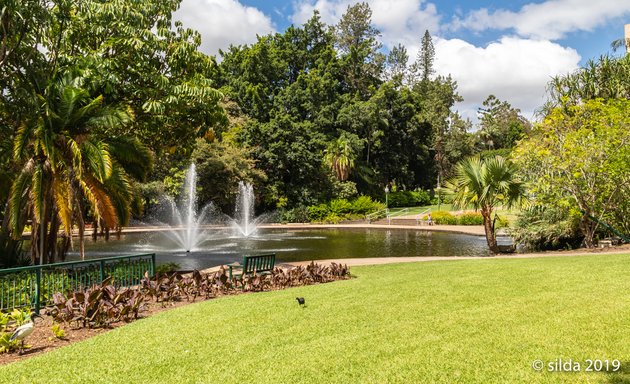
[
  {"left": 3, "top": 254, "right": 630, "bottom": 383},
  {"left": 391, "top": 204, "right": 453, "bottom": 215}
]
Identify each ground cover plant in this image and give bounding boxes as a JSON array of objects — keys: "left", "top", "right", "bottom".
[{"left": 1, "top": 254, "right": 629, "bottom": 383}]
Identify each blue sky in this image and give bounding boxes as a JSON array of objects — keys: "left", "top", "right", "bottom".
[{"left": 174, "top": 0, "right": 630, "bottom": 124}]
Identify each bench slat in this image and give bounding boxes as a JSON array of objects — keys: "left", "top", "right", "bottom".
[{"left": 228, "top": 253, "right": 276, "bottom": 280}]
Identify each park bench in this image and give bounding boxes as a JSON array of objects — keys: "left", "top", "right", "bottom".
[{"left": 227, "top": 253, "right": 276, "bottom": 280}]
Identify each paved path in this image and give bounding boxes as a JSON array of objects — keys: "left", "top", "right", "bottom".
[{"left": 257, "top": 223, "right": 487, "bottom": 236}]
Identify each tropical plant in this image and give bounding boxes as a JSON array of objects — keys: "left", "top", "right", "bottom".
[
  {"left": 513, "top": 99, "right": 630, "bottom": 247},
  {"left": 9, "top": 73, "right": 152, "bottom": 262},
  {"left": 445, "top": 156, "right": 527, "bottom": 253},
  {"left": 323, "top": 135, "right": 359, "bottom": 181}
]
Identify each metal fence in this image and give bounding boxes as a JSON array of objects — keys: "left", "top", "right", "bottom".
[{"left": 0, "top": 253, "right": 155, "bottom": 313}]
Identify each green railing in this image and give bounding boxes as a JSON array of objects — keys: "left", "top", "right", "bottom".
[{"left": 0, "top": 253, "right": 155, "bottom": 313}]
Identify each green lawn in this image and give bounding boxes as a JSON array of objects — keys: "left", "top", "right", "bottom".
[{"left": 3, "top": 254, "right": 630, "bottom": 383}]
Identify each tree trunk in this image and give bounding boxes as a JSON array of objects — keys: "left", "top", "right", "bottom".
[
  {"left": 481, "top": 206, "right": 499, "bottom": 254},
  {"left": 77, "top": 208, "right": 85, "bottom": 260},
  {"left": 46, "top": 212, "right": 60, "bottom": 264},
  {"left": 580, "top": 214, "right": 595, "bottom": 248}
]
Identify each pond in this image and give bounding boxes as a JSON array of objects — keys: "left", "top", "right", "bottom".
[{"left": 65, "top": 227, "right": 501, "bottom": 270}]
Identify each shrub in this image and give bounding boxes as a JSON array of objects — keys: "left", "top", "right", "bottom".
[
  {"left": 431, "top": 211, "right": 457, "bottom": 225},
  {"left": 351, "top": 195, "right": 384, "bottom": 215},
  {"left": 328, "top": 199, "right": 352, "bottom": 215},
  {"left": 388, "top": 190, "right": 431, "bottom": 207},
  {"left": 458, "top": 212, "right": 483, "bottom": 225},
  {"left": 279, "top": 205, "right": 310, "bottom": 223},
  {"left": 308, "top": 204, "right": 330, "bottom": 222},
  {"left": 0, "top": 308, "right": 33, "bottom": 354},
  {"left": 156, "top": 262, "right": 181, "bottom": 275},
  {"left": 509, "top": 206, "right": 583, "bottom": 251}
]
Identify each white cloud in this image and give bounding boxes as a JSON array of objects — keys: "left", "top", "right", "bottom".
[
  {"left": 174, "top": 0, "right": 275, "bottom": 56},
  {"left": 434, "top": 37, "right": 581, "bottom": 122},
  {"left": 449, "top": 0, "right": 630, "bottom": 40},
  {"left": 291, "top": 0, "right": 441, "bottom": 49}
]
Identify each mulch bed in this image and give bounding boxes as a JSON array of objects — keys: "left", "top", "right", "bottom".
[{"left": 0, "top": 298, "right": 195, "bottom": 366}]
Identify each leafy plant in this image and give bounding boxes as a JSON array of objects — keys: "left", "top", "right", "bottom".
[
  {"left": 457, "top": 212, "right": 483, "bottom": 225},
  {"left": 387, "top": 190, "right": 431, "bottom": 208},
  {"left": 156, "top": 262, "right": 181, "bottom": 275},
  {"left": 51, "top": 323, "right": 66, "bottom": 339},
  {"left": 0, "top": 308, "right": 32, "bottom": 354},
  {"left": 50, "top": 277, "right": 146, "bottom": 328},
  {"left": 431, "top": 211, "right": 457, "bottom": 225}
]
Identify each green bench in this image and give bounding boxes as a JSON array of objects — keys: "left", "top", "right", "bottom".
[{"left": 227, "top": 253, "right": 276, "bottom": 280}]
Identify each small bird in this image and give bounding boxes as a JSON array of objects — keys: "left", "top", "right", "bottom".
[
  {"left": 296, "top": 297, "right": 306, "bottom": 307},
  {"left": 10, "top": 313, "right": 42, "bottom": 355}
]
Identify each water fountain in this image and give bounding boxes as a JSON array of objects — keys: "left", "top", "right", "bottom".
[
  {"left": 71, "top": 165, "right": 492, "bottom": 270},
  {"left": 231, "top": 181, "right": 261, "bottom": 237},
  {"left": 162, "top": 164, "right": 214, "bottom": 252}
]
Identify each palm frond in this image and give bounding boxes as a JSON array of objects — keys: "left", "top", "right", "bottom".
[
  {"left": 81, "top": 140, "right": 113, "bottom": 182},
  {"left": 9, "top": 161, "right": 34, "bottom": 237},
  {"left": 106, "top": 136, "right": 153, "bottom": 181},
  {"left": 13, "top": 122, "right": 34, "bottom": 161},
  {"left": 52, "top": 174, "right": 73, "bottom": 236},
  {"left": 81, "top": 176, "right": 118, "bottom": 228}
]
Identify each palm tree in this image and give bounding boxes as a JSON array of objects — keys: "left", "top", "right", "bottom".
[
  {"left": 323, "top": 136, "right": 357, "bottom": 181},
  {"left": 444, "top": 156, "right": 526, "bottom": 254},
  {"left": 10, "top": 73, "right": 151, "bottom": 262}
]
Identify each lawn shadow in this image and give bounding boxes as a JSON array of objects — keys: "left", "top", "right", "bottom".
[{"left": 606, "top": 361, "right": 630, "bottom": 384}]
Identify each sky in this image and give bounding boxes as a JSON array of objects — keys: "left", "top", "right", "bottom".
[{"left": 173, "top": 0, "right": 630, "bottom": 124}]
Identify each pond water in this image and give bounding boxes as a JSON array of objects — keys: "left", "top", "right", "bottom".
[{"left": 65, "top": 227, "right": 501, "bottom": 270}]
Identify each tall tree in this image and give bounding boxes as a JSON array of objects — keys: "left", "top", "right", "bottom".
[
  {"left": 476, "top": 95, "right": 531, "bottom": 151},
  {"left": 385, "top": 43, "right": 409, "bottom": 85},
  {"left": 411, "top": 30, "right": 435, "bottom": 84},
  {"left": 334, "top": 2, "right": 384, "bottom": 98},
  {"left": 445, "top": 156, "right": 527, "bottom": 254}
]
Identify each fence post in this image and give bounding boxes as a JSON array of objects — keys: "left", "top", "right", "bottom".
[
  {"left": 99, "top": 260, "right": 105, "bottom": 283},
  {"left": 150, "top": 253, "right": 155, "bottom": 277},
  {"left": 34, "top": 269, "right": 41, "bottom": 314}
]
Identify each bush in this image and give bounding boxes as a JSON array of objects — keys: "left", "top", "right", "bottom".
[
  {"left": 509, "top": 206, "right": 583, "bottom": 251},
  {"left": 156, "top": 262, "right": 181, "bottom": 275},
  {"left": 307, "top": 196, "right": 384, "bottom": 223},
  {"left": 308, "top": 204, "right": 330, "bottom": 222},
  {"left": 458, "top": 212, "right": 483, "bottom": 225},
  {"left": 432, "top": 211, "right": 457, "bottom": 225},
  {"left": 279, "top": 205, "right": 310, "bottom": 223},
  {"left": 328, "top": 199, "right": 352, "bottom": 215},
  {"left": 351, "top": 195, "right": 385, "bottom": 215},
  {"left": 388, "top": 190, "right": 431, "bottom": 207}
]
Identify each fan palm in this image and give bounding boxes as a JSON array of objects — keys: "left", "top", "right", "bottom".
[
  {"left": 10, "top": 74, "right": 150, "bottom": 262},
  {"left": 323, "top": 137, "right": 357, "bottom": 181},
  {"left": 444, "top": 156, "right": 526, "bottom": 254}
]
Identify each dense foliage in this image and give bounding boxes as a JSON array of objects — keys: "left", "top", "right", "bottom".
[{"left": 513, "top": 99, "right": 630, "bottom": 247}]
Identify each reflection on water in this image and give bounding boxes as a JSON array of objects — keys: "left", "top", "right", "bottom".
[{"left": 66, "top": 228, "right": 495, "bottom": 270}]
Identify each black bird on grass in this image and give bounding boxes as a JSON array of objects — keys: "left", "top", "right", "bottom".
[{"left": 296, "top": 297, "right": 306, "bottom": 307}]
